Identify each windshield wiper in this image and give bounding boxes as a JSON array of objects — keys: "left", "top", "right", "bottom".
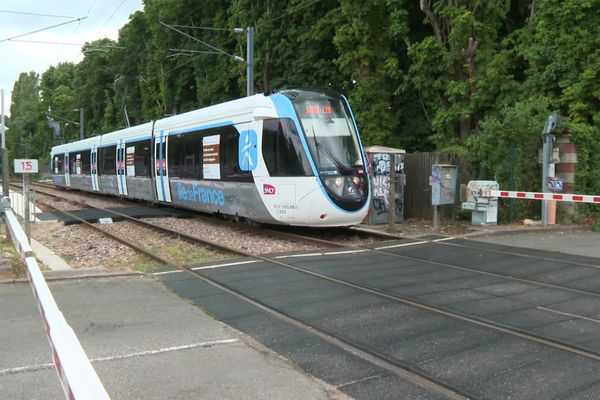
[{"left": 314, "top": 140, "right": 354, "bottom": 175}]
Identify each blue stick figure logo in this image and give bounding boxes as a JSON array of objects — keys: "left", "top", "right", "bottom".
[{"left": 239, "top": 130, "right": 257, "bottom": 171}]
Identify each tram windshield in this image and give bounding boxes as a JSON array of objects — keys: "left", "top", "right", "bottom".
[{"left": 286, "top": 90, "right": 364, "bottom": 176}]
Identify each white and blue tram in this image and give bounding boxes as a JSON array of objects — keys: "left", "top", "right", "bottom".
[{"left": 51, "top": 88, "right": 370, "bottom": 226}]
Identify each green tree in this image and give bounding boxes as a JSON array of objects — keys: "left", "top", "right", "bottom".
[
  {"left": 523, "top": 0, "right": 600, "bottom": 203},
  {"left": 328, "top": 0, "right": 409, "bottom": 147},
  {"left": 40, "top": 62, "right": 79, "bottom": 144},
  {"left": 113, "top": 11, "right": 152, "bottom": 126},
  {"left": 406, "top": 0, "right": 524, "bottom": 148},
  {"left": 8, "top": 72, "right": 41, "bottom": 161},
  {"left": 74, "top": 38, "right": 120, "bottom": 135}
]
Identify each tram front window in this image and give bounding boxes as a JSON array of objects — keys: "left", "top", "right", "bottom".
[
  {"left": 291, "top": 92, "right": 363, "bottom": 175},
  {"left": 285, "top": 89, "right": 368, "bottom": 211}
]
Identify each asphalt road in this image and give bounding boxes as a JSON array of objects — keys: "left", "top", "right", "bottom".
[
  {"left": 0, "top": 275, "right": 345, "bottom": 399},
  {"left": 467, "top": 228, "right": 600, "bottom": 258},
  {"left": 3, "top": 227, "right": 600, "bottom": 399}
]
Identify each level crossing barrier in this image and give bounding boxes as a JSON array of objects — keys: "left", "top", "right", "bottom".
[
  {"left": 483, "top": 189, "right": 600, "bottom": 204},
  {"left": 1, "top": 197, "right": 110, "bottom": 399}
]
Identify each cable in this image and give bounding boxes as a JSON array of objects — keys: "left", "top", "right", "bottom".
[
  {"left": 8, "top": 39, "right": 125, "bottom": 49},
  {"left": 169, "top": 25, "right": 242, "bottom": 32},
  {"left": 0, "top": 17, "right": 88, "bottom": 43},
  {"left": 160, "top": 22, "right": 243, "bottom": 62},
  {"left": 262, "top": 0, "right": 324, "bottom": 25},
  {"left": 0, "top": 9, "right": 76, "bottom": 19},
  {"left": 94, "top": 0, "right": 127, "bottom": 37},
  {"left": 85, "top": 0, "right": 100, "bottom": 16},
  {"left": 8, "top": 39, "right": 82, "bottom": 46}
]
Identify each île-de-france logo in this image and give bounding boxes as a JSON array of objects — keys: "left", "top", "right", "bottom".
[{"left": 239, "top": 129, "right": 257, "bottom": 171}]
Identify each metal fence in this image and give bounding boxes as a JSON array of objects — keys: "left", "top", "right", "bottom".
[
  {"left": 403, "top": 153, "right": 473, "bottom": 219},
  {"left": 1, "top": 198, "right": 110, "bottom": 399}
]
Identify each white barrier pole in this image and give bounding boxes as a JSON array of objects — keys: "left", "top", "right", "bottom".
[
  {"left": 484, "top": 189, "right": 600, "bottom": 204},
  {"left": 2, "top": 202, "right": 110, "bottom": 399}
]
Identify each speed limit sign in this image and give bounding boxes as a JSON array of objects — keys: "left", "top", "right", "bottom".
[{"left": 14, "top": 159, "right": 39, "bottom": 173}]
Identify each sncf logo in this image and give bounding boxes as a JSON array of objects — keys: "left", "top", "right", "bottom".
[{"left": 263, "top": 184, "right": 276, "bottom": 195}]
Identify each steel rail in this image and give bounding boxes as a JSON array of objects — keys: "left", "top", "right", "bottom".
[
  {"left": 74, "top": 197, "right": 600, "bottom": 364},
  {"left": 30, "top": 192, "right": 472, "bottom": 399},
  {"left": 24, "top": 182, "right": 600, "bottom": 362},
  {"left": 272, "top": 228, "right": 600, "bottom": 298}
]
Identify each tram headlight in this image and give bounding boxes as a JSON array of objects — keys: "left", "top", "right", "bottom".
[{"left": 324, "top": 177, "right": 345, "bottom": 197}]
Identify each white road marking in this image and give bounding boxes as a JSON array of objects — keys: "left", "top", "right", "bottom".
[
  {"left": 431, "top": 237, "right": 456, "bottom": 242},
  {"left": 0, "top": 339, "right": 239, "bottom": 376},
  {"left": 154, "top": 260, "right": 259, "bottom": 275},
  {"left": 191, "top": 260, "right": 259, "bottom": 271},
  {"left": 273, "top": 253, "right": 324, "bottom": 259},
  {"left": 374, "top": 241, "right": 427, "bottom": 250},
  {"left": 153, "top": 270, "right": 183, "bottom": 276},
  {"left": 537, "top": 306, "right": 600, "bottom": 324},
  {"left": 323, "top": 249, "right": 369, "bottom": 256},
  {"left": 92, "top": 339, "right": 240, "bottom": 362}
]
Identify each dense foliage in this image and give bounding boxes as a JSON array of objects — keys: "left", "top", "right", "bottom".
[{"left": 7, "top": 0, "right": 600, "bottom": 218}]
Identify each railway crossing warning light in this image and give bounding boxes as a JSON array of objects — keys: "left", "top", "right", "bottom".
[{"left": 461, "top": 180, "right": 499, "bottom": 226}]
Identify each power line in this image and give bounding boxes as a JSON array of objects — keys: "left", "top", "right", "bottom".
[
  {"left": 95, "top": 0, "right": 127, "bottom": 37},
  {"left": 0, "top": 17, "right": 88, "bottom": 43},
  {"left": 263, "top": 0, "right": 324, "bottom": 25},
  {"left": 0, "top": 9, "right": 77, "bottom": 19},
  {"left": 160, "top": 22, "right": 244, "bottom": 63},
  {"left": 169, "top": 25, "right": 243, "bottom": 33},
  {"left": 9, "top": 39, "right": 82, "bottom": 46},
  {"left": 8, "top": 39, "right": 125, "bottom": 49},
  {"left": 85, "top": 0, "right": 100, "bottom": 17}
]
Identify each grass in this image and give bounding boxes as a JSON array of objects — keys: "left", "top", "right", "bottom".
[
  {"left": 128, "top": 241, "right": 237, "bottom": 273},
  {"left": 129, "top": 255, "right": 166, "bottom": 273},
  {"left": 1, "top": 238, "right": 26, "bottom": 278}
]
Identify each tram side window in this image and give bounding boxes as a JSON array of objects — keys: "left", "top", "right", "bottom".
[
  {"left": 183, "top": 134, "right": 202, "bottom": 179},
  {"left": 134, "top": 140, "right": 151, "bottom": 178},
  {"left": 168, "top": 135, "right": 183, "bottom": 178},
  {"left": 70, "top": 154, "right": 78, "bottom": 175},
  {"left": 220, "top": 125, "right": 252, "bottom": 182},
  {"left": 54, "top": 155, "right": 64, "bottom": 174},
  {"left": 80, "top": 151, "right": 91, "bottom": 175},
  {"left": 100, "top": 145, "right": 116, "bottom": 175},
  {"left": 262, "top": 118, "right": 312, "bottom": 176},
  {"left": 168, "top": 133, "right": 202, "bottom": 180}
]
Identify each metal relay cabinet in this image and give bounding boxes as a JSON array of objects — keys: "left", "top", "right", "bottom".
[
  {"left": 461, "top": 180, "right": 499, "bottom": 226},
  {"left": 431, "top": 164, "right": 457, "bottom": 205}
]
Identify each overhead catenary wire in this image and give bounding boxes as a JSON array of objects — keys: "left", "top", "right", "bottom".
[
  {"left": 94, "top": 0, "right": 127, "bottom": 37},
  {"left": 0, "top": 9, "right": 77, "bottom": 19},
  {"left": 160, "top": 22, "right": 244, "bottom": 63},
  {"left": 0, "top": 17, "right": 88, "bottom": 43},
  {"left": 168, "top": 24, "right": 243, "bottom": 33},
  {"left": 261, "top": 0, "right": 324, "bottom": 25}
]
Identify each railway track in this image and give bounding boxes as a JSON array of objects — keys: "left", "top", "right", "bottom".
[
  {"left": 15, "top": 180, "right": 600, "bottom": 398},
  {"left": 16, "top": 185, "right": 469, "bottom": 398},
  {"left": 21, "top": 182, "right": 600, "bottom": 342}
]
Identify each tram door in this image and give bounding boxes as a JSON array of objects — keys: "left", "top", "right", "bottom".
[
  {"left": 91, "top": 145, "right": 99, "bottom": 191},
  {"left": 154, "top": 132, "right": 172, "bottom": 202},
  {"left": 116, "top": 140, "right": 128, "bottom": 196},
  {"left": 64, "top": 153, "right": 71, "bottom": 187}
]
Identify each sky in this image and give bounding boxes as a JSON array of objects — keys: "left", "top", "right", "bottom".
[{"left": 0, "top": 0, "right": 144, "bottom": 116}]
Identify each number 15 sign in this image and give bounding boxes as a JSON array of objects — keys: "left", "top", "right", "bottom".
[{"left": 14, "top": 159, "right": 39, "bottom": 174}]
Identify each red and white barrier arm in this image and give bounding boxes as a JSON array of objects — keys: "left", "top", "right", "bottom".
[
  {"left": 3, "top": 206, "right": 110, "bottom": 400},
  {"left": 482, "top": 190, "right": 600, "bottom": 204}
]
